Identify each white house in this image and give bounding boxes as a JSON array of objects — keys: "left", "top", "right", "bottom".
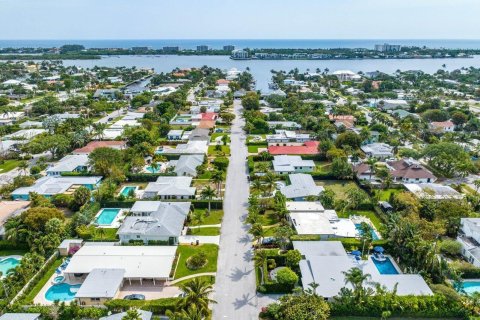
[
  {"left": 117, "top": 201, "right": 190, "bottom": 245},
  {"left": 168, "top": 154, "right": 204, "bottom": 177},
  {"left": 332, "top": 70, "right": 362, "bottom": 81},
  {"left": 143, "top": 176, "right": 196, "bottom": 200},
  {"left": 458, "top": 218, "right": 480, "bottom": 267},
  {"left": 46, "top": 154, "right": 89, "bottom": 176},
  {"left": 404, "top": 183, "right": 463, "bottom": 200},
  {"left": 266, "top": 130, "right": 311, "bottom": 146},
  {"left": 167, "top": 130, "right": 183, "bottom": 141},
  {"left": 361, "top": 143, "right": 394, "bottom": 160},
  {"left": 280, "top": 174, "right": 324, "bottom": 201},
  {"left": 272, "top": 155, "right": 315, "bottom": 174},
  {"left": 429, "top": 120, "right": 455, "bottom": 133}
]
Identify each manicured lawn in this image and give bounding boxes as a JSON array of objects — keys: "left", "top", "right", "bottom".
[
  {"left": 314, "top": 161, "right": 332, "bottom": 173},
  {"left": 208, "top": 145, "right": 231, "bottom": 156},
  {"left": 210, "top": 133, "right": 230, "bottom": 143},
  {"left": 247, "top": 145, "right": 268, "bottom": 153},
  {"left": 189, "top": 209, "right": 224, "bottom": 225},
  {"left": 23, "top": 257, "right": 63, "bottom": 303},
  {"left": 258, "top": 210, "right": 280, "bottom": 226},
  {"left": 92, "top": 228, "right": 119, "bottom": 241},
  {"left": 315, "top": 180, "right": 365, "bottom": 200},
  {"left": 338, "top": 210, "right": 383, "bottom": 230},
  {"left": 263, "top": 226, "right": 277, "bottom": 237},
  {"left": 188, "top": 227, "right": 220, "bottom": 236},
  {"left": 174, "top": 244, "right": 219, "bottom": 279},
  {"left": 0, "top": 160, "right": 21, "bottom": 173},
  {"left": 197, "top": 171, "right": 212, "bottom": 179},
  {"left": 174, "top": 275, "right": 216, "bottom": 287},
  {"left": 378, "top": 188, "right": 401, "bottom": 201}
]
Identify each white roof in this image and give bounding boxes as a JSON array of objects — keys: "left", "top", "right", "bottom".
[
  {"left": 75, "top": 268, "right": 125, "bottom": 298},
  {"left": 173, "top": 154, "right": 204, "bottom": 176},
  {"left": 272, "top": 155, "right": 315, "bottom": 173},
  {"left": 290, "top": 211, "right": 357, "bottom": 237},
  {"left": 0, "top": 314, "right": 41, "bottom": 320},
  {"left": 0, "top": 112, "right": 24, "bottom": 120},
  {"left": 64, "top": 245, "right": 177, "bottom": 279},
  {"left": 100, "top": 310, "right": 153, "bottom": 320},
  {"left": 332, "top": 70, "right": 356, "bottom": 75},
  {"left": 293, "top": 240, "right": 347, "bottom": 256},
  {"left": 280, "top": 174, "right": 324, "bottom": 199},
  {"left": 12, "top": 176, "right": 101, "bottom": 196},
  {"left": 47, "top": 154, "right": 89, "bottom": 173},
  {"left": 361, "top": 143, "right": 394, "bottom": 156},
  {"left": 144, "top": 176, "right": 196, "bottom": 197},
  {"left": 286, "top": 201, "right": 324, "bottom": 212},
  {"left": 404, "top": 183, "right": 463, "bottom": 200},
  {"left": 58, "top": 239, "right": 83, "bottom": 249},
  {"left": 3, "top": 129, "right": 46, "bottom": 141},
  {"left": 168, "top": 129, "right": 183, "bottom": 136},
  {"left": 163, "top": 141, "right": 208, "bottom": 155}
]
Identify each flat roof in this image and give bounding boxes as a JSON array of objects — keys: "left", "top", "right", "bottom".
[
  {"left": 100, "top": 310, "right": 153, "bottom": 320},
  {"left": 64, "top": 245, "right": 176, "bottom": 279},
  {"left": 286, "top": 201, "right": 324, "bottom": 212},
  {"left": 0, "top": 314, "right": 41, "bottom": 320},
  {"left": 290, "top": 211, "right": 357, "bottom": 237},
  {"left": 75, "top": 268, "right": 125, "bottom": 298},
  {"left": 293, "top": 240, "right": 347, "bottom": 257}
]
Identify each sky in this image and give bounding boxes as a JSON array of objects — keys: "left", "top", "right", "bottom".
[{"left": 0, "top": 0, "right": 479, "bottom": 39}]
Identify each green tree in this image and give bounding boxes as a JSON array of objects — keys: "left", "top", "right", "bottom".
[
  {"left": 331, "top": 157, "right": 353, "bottom": 179},
  {"left": 200, "top": 185, "right": 216, "bottom": 214},
  {"left": 73, "top": 186, "right": 91, "bottom": 209},
  {"left": 241, "top": 91, "right": 260, "bottom": 110},
  {"left": 285, "top": 249, "right": 302, "bottom": 268},
  {"left": 179, "top": 278, "right": 216, "bottom": 316}
]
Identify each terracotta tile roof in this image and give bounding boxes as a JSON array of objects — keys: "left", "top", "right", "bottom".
[
  {"left": 328, "top": 115, "right": 356, "bottom": 121},
  {"left": 198, "top": 120, "right": 216, "bottom": 129},
  {"left": 201, "top": 112, "right": 218, "bottom": 120},
  {"left": 216, "top": 79, "right": 230, "bottom": 85},
  {"left": 430, "top": 120, "right": 454, "bottom": 128},
  {"left": 268, "top": 141, "right": 319, "bottom": 155},
  {"left": 73, "top": 141, "right": 126, "bottom": 154}
]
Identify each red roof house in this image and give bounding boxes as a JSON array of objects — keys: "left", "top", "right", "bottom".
[{"left": 268, "top": 141, "right": 319, "bottom": 155}]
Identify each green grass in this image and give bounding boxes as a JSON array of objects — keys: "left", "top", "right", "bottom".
[
  {"left": 188, "top": 227, "right": 220, "bottom": 236},
  {"left": 208, "top": 145, "right": 231, "bottom": 156},
  {"left": 0, "top": 160, "right": 21, "bottom": 173},
  {"left": 92, "top": 228, "right": 119, "bottom": 241},
  {"left": 189, "top": 209, "right": 224, "bottom": 225},
  {"left": 247, "top": 145, "right": 268, "bottom": 153},
  {"left": 174, "top": 275, "right": 216, "bottom": 287},
  {"left": 258, "top": 210, "right": 280, "bottom": 226},
  {"left": 23, "top": 257, "right": 63, "bottom": 303},
  {"left": 174, "top": 244, "right": 219, "bottom": 279},
  {"left": 263, "top": 226, "right": 277, "bottom": 237},
  {"left": 314, "top": 161, "right": 332, "bottom": 173},
  {"left": 377, "top": 189, "right": 401, "bottom": 201},
  {"left": 315, "top": 180, "right": 366, "bottom": 200},
  {"left": 338, "top": 210, "right": 383, "bottom": 230},
  {"left": 210, "top": 133, "right": 230, "bottom": 143},
  {"left": 197, "top": 171, "right": 212, "bottom": 179}
]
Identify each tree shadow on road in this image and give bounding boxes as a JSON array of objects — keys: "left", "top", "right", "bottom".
[
  {"left": 238, "top": 234, "right": 251, "bottom": 244},
  {"left": 233, "top": 293, "right": 256, "bottom": 310},
  {"left": 228, "top": 267, "right": 253, "bottom": 282}
]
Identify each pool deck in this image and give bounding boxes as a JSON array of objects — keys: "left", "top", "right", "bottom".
[
  {"left": 94, "top": 208, "right": 126, "bottom": 229},
  {"left": 33, "top": 272, "right": 83, "bottom": 305},
  {"left": 369, "top": 255, "right": 402, "bottom": 274}
]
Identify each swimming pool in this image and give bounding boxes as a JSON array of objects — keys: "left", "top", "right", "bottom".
[
  {"left": 460, "top": 281, "right": 480, "bottom": 295},
  {"left": 0, "top": 257, "right": 20, "bottom": 275},
  {"left": 95, "top": 208, "right": 121, "bottom": 225},
  {"left": 146, "top": 163, "right": 162, "bottom": 173},
  {"left": 355, "top": 223, "right": 379, "bottom": 240},
  {"left": 119, "top": 186, "right": 137, "bottom": 197},
  {"left": 45, "top": 283, "right": 81, "bottom": 302},
  {"left": 372, "top": 257, "right": 399, "bottom": 275}
]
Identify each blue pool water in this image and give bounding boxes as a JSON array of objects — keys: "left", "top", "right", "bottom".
[
  {"left": 372, "top": 257, "right": 399, "bottom": 275},
  {"left": 460, "top": 281, "right": 480, "bottom": 295},
  {"left": 146, "top": 164, "right": 161, "bottom": 173},
  {"left": 355, "top": 223, "right": 379, "bottom": 240},
  {"left": 95, "top": 208, "right": 121, "bottom": 225},
  {"left": 0, "top": 257, "right": 20, "bottom": 275},
  {"left": 120, "top": 186, "right": 137, "bottom": 197},
  {"left": 45, "top": 283, "right": 81, "bottom": 302}
]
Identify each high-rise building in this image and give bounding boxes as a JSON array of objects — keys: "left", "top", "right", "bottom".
[
  {"left": 230, "top": 49, "right": 249, "bottom": 60},
  {"left": 223, "top": 45, "right": 235, "bottom": 51},
  {"left": 163, "top": 46, "right": 180, "bottom": 52},
  {"left": 374, "top": 43, "right": 402, "bottom": 52},
  {"left": 196, "top": 45, "right": 209, "bottom": 52}
]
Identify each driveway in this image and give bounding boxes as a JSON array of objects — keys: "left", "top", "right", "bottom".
[{"left": 212, "top": 99, "right": 259, "bottom": 319}]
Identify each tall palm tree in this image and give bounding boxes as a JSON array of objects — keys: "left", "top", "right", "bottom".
[
  {"left": 150, "top": 162, "right": 160, "bottom": 173},
  {"left": 179, "top": 278, "right": 216, "bottom": 315},
  {"left": 249, "top": 223, "right": 265, "bottom": 246},
  {"left": 210, "top": 170, "right": 223, "bottom": 198},
  {"left": 365, "top": 157, "right": 377, "bottom": 181},
  {"left": 342, "top": 268, "right": 373, "bottom": 303},
  {"left": 200, "top": 186, "right": 216, "bottom": 215},
  {"left": 251, "top": 179, "right": 264, "bottom": 195},
  {"left": 166, "top": 304, "right": 204, "bottom": 320},
  {"left": 18, "top": 160, "right": 29, "bottom": 176},
  {"left": 254, "top": 250, "right": 268, "bottom": 284},
  {"left": 263, "top": 171, "right": 277, "bottom": 196}
]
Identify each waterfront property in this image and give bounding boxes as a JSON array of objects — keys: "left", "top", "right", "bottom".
[
  {"left": 294, "top": 241, "right": 433, "bottom": 300},
  {"left": 117, "top": 201, "right": 190, "bottom": 244},
  {"left": 280, "top": 174, "right": 324, "bottom": 200},
  {"left": 46, "top": 154, "right": 89, "bottom": 176},
  {"left": 143, "top": 176, "right": 196, "bottom": 200},
  {"left": 11, "top": 176, "right": 102, "bottom": 200}
]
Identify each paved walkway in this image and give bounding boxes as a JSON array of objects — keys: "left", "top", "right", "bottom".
[
  {"left": 212, "top": 99, "right": 258, "bottom": 319},
  {"left": 168, "top": 272, "right": 217, "bottom": 285},
  {"left": 187, "top": 224, "right": 222, "bottom": 229},
  {"left": 179, "top": 235, "right": 220, "bottom": 245}
]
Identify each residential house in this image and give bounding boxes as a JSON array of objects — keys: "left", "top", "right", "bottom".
[
  {"left": 19, "top": 120, "right": 42, "bottom": 129},
  {"left": 188, "top": 128, "right": 210, "bottom": 141},
  {"left": 162, "top": 141, "right": 208, "bottom": 155},
  {"left": 429, "top": 120, "right": 455, "bottom": 133},
  {"left": 354, "top": 158, "right": 436, "bottom": 183},
  {"left": 73, "top": 141, "right": 126, "bottom": 155},
  {"left": 11, "top": 176, "right": 102, "bottom": 200},
  {"left": 3, "top": 129, "right": 46, "bottom": 141},
  {"left": 266, "top": 130, "right": 311, "bottom": 146},
  {"left": 272, "top": 155, "right": 315, "bottom": 174},
  {"left": 280, "top": 174, "right": 324, "bottom": 201},
  {"left": 328, "top": 115, "right": 355, "bottom": 129},
  {"left": 168, "top": 154, "right": 204, "bottom": 177},
  {"left": 377, "top": 99, "right": 409, "bottom": 110},
  {"left": 332, "top": 70, "right": 361, "bottom": 81},
  {"left": 117, "top": 201, "right": 190, "bottom": 244},
  {"left": 294, "top": 241, "right": 432, "bottom": 301},
  {"left": 58, "top": 239, "right": 83, "bottom": 256},
  {"left": 46, "top": 154, "right": 89, "bottom": 176},
  {"left": 100, "top": 310, "right": 153, "bottom": 320},
  {"left": 361, "top": 143, "right": 394, "bottom": 160},
  {"left": 287, "top": 202, "right": 357, "bottom": 239},
  {"left": 458, "top": 218, "right": 480, "bottom": 267},
  {"left": 268, "top": 141, "right": 320, "bottom": 155},
  {"left": 93, "top": 89, "right": 120, "bottom": 100},
  {"left": 404, "top": 183, "right": 463, "bottom": 200},
  {"left": 267, "top": 121, "right": 301, "bottom": 130},
  {"left": 143, "top": 176, "right": 196, "bottom": 200},
  {"left": 167, "top": 130, "right": 183, "bottom": 141}
]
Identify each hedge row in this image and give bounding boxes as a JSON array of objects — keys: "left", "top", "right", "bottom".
[
  {"left": 327, "top": 238, "right": 389, "bottom": 252},
  {"left": 0, "top": 240, "right": 29, "bottom": 251},
  {"left": 126, "top": 172, "right": 177, "bottom": 182},
  {"left": 450, "top": 260, "right": 480, "bottom": 278},
  {"left": 104, "top": 297, "right": 182, "bottom": 314}
]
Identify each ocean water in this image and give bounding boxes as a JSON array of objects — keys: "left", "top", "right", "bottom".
[
  {"left": 1, "top": 39, "right": 480, "bottom": 50},
  {"left": 62, "top": 54, "right": 480, "bottom": 92}
]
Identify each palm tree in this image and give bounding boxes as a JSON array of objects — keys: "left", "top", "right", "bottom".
[
  {"left": 0, "top": 271, "right": 8, "bottom": 299},
  {"left": 166, "top": 304, "right": 204, "bottom": 320},
  {"left": 150, "top": 162, "right": 160, "bottom": 173},
  {"left": 249, "top": 223, "right": 265, "bottom": 246},
  {"left": 254, "top": 250, "right": 268, "bottom": 284},
  {"left": 179, "top": 278, "right": 216, "bottom": 315},
  {"left": 210, "top": 170, "right": 223, "bottom": 198},
  {"left": 18, "top": 160, "right": 29, "bottom": 176},
  {"left": 200, "top": 186, "right": 216, "bottom": 215},
  {"left": 365, "top": 157, "right": 377, "bottom": 180},
  {"left": 96, "top": 228, "right": 106, "bottom": 240},
  {"left": 190, "top": 210, "right": 205, "bottom": 234},
  {"left": 251, "top": 179, "right": 264, "bottom": 195},
  {"left": 342, "top": 268, "right": 373, "bottom": 303},
  {"left": 121, "top": 309, "right": 142, "bottom": 320},
  {"left": 263, "top": 171, "right": 277, "bottom": 196}
]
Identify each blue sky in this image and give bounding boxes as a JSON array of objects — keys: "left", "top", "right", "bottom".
[{"left": 0, "top": 0, "right": 479, "bottom": 39}]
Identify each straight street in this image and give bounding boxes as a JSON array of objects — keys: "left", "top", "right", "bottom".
[{"left": 212, "top": 99, "right": 258, "bottom": 319}]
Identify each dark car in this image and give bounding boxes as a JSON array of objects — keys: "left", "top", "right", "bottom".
[
  {"left": 123, "top": 294, "right": 145, "bottom": 300},
  {"left": 108, "top": 117, "right": 114, "bottom": 121}
]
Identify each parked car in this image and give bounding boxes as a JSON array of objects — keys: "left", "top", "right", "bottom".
[
  {"left": 108, "top": 117, "right": 114, "bottom": 121},
  {"left": 124, "top": 294, "right": 145, "bottom": 300}
]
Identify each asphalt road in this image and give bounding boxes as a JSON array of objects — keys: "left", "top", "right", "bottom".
[{"left": 212, "top": 99, "right": 258, "bottom": 319}]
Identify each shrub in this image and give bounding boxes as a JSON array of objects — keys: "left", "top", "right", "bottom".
[
  {"left": 30, "top": 165, "right": 41, "bottom": 175},
  {"left": 186, "top": 251, "right": 208, "bottom": 270},
  {"left": 440, "top": 239, "right": 462, "bottom": 257},
  {"left": 104, "top": 298, "right": 181, "bottom": 314},
  {"left": 267, "top": 259, "right": 276, "bottom": 270},
  {"left": 51, "top": 194, "right": 73, "bottom": 208},
  {"left": 450, "top": 260, "right": 480, "bottom": 278},
  {"left": 276, "top": 267, "right": 298, "bottom": 289},
  {"left": 285, "top": 249, "right": 302, "bottom": 268},
  {"left": 213, "top": 157, "right": 229, "bottom": 171}
]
